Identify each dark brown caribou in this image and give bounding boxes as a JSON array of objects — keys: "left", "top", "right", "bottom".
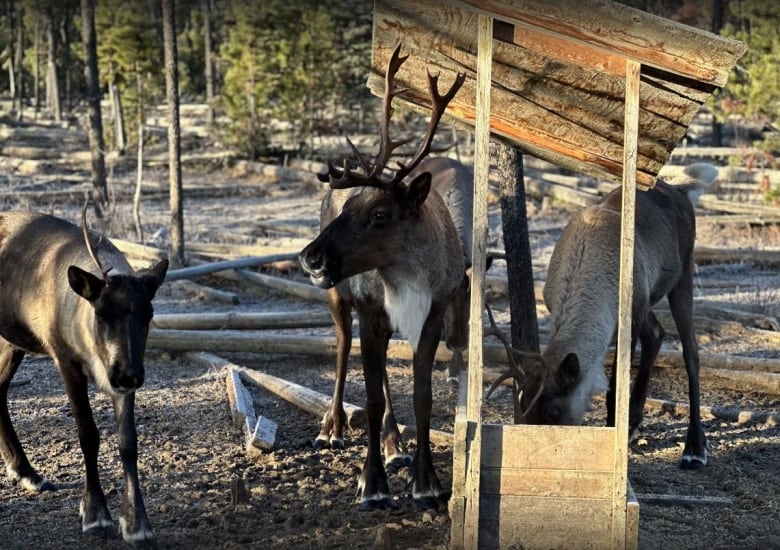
[
  {"left": 0, "top": 207, "right": 168, "bottom": 545},
  {"left": 299, "top": 44, "right": 465, "bottom": 510},
  {"left": 505, "top": 166, "right": 717, "bottom": 469}
]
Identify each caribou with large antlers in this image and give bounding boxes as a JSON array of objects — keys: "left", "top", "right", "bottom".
[
  {"left": 0, "top": 207, "right": 168, "bottom": 544},
  {"left": 299, "top": 44, "right": 466, "bottom": 510}
]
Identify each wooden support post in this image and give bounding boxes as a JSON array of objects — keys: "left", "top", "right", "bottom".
[
  {"left": 612, "top": 58, "right": 641, "bottom": 549},
  {"left": 462, "top": 14, "right": 493, "bottom": 550}
]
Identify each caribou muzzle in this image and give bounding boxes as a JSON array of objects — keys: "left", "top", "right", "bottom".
[{"left": 298, "top": 247, "right": 338, "bottom": 289}]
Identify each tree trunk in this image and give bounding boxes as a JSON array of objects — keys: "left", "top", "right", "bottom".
[
  {"left": 201, "top": 0, "right": 214, "bottom": 125},
  {"left": 13, "top": 2, "right": 24, "bottom": 120},
  {"left": 110, "top": 80, "right": 126, "bottom": 154},
  {"left": 162, "top": 0, "right": 185, "bottom": 266},
  {"left": 60, "top": 3, "right": 73, "bottom": 112},
  {"left": 496, "top": 141, "right": 539, "bottom": 423},
  {"left": 80, "top": 0, "right": 108, "bottom": 217},
  {"left": 33, "top": 11, "right": 40, "bottom": 118},
  {"left": 46, "top": 3, "right": 61, "bottom": 123},
  {"left": 711, "top": 0, "right": 725, "bottom": 147}
]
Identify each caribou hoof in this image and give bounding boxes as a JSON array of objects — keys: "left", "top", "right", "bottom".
[
  {"left": 313, "top": 435, "right": 344, "bottom": 450},
  {"left": 680, "top": 454, "right": 708, "bottom": 470},
  {"left": 83, "top": 520, "right": 117, "bottom": 540},
  {"left": 359, "top": 495, "right": 396, "bottom": 511},
  {"left": 385, "top": 453, "right": 413, "bottom": 470},
  {"left": 120, "top": 518, "right": 156, "bottom": 549},
  {"left": 19, "top": 476, "right": 57, "bottom": 493},
  {"left": 413, "top": 491, "right": 450, "bottom": 511}
]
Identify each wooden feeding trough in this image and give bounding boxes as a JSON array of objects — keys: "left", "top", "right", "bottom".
[{"left": 369, "top": 1, "right": 746, "bottom": 549}]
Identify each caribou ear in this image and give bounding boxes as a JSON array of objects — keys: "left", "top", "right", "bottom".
[
  {"left": 141, "top": 258, "right": 169, "bottom": 298},
  {"left": 404, "top": 172, "right": 432, "bottom": 211},
  {"left": 557, "top": 353, "right": 580, "bottom": 391},
  {"left": 68, "top": 266, "right": 105, "bottom": 302}
]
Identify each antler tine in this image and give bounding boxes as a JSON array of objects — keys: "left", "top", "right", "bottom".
[
  {"left": 81, "top": 202, "right": 112, "bottom": 282},
  {"left": 369, "top": 44, "right": 412, "bottom": 182},
  {"left": 391, "top": 67, "right": 466, "bottom": 185},
  {"left": 323, "top": 44, "right": 411, "bottom": 191}
]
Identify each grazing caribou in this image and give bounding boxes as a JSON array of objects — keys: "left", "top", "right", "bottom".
[
  {"left": 299, "top": 44, "right": 465, "bottom": 510},
  {"left": 0, "top": 207, "right": 168, "bottom": 544},
  {"left": 514, "top": 165, "right": 717, "bottom": 469}
]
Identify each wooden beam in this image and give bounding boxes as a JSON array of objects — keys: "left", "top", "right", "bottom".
[
  {"left": 463, "top": 15, "right": 493, "bottom": 550},
  {"left": 165, "top": 254, "right": 299, "bottom": 282},
  {"left": 612, "top": 57, "right": 641, "bottom": 549},
  {"left": 449, "top": 0, "right": 746, "bottom": 86},
  {"left": 151, "top": 311, "right": 334, "bottom": 330}
]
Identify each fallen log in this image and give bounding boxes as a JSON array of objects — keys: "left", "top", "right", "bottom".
[
  {"left": 236, "top": 270, "right": 327, "bottom": 302},
  {"left": 693, "top": 245, "right": 780, "bottom": 265},
  {"left": 186, "top": 239, "right": 311, "bottom": 258},
  {"left": 635, "top": 493, "right": 733, "bottom": 508},
  {"left": 524, "top": 178, "right": 600, "bottom": 208},
  {"left": 110, "top": 238, "right": 167, "bottom": 262},
  {"left": 190, "top": 352, "right": 364, "bottom": 428},
  {"left": 643, "top": 396, "right": 780, "bottom": 426},
  {"left": 152, "top": 311, "right": 334, "bottom": 330},
  {"left": 165, "top": 253, "right": 299, "bottom": 282},
  {"left": 153, "top": 330, "right": 780, "bottom": 379},
  {"left": 645, "top": 349, "right": 780, "bottom": 374},
  {"left": 698, "top": 196, "right": 780, "bottom": 218},
  {"left": 167, "top": 279, "right": 240, "bottom": 305},
  {"left": 225, "top": 367, "right": 277, "bottom": 455}
]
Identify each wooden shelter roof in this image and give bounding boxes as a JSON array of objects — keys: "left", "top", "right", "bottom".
[{"left": 368, "top": 0, "right": 747, "bottom": 188}]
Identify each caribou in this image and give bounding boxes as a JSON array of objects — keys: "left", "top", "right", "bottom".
[
  {"left": 0, "top": 207, "right": 168, "bottom": 544},
  {"left": 507, "top": 166, "right": 717, "bottom": 470},
  {"left": 299, "top": 44, "right": 466, "bottom": 510}
]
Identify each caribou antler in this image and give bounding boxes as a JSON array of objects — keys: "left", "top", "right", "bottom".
[
  {"left": 483, "top": 304, "right": 547, "bottom": 420},
  {"left": 81, "top": 202, "right": 113, "bottom": 282},
  {"left": 327, "top": 43, "right": 466, "bottom": 190}
]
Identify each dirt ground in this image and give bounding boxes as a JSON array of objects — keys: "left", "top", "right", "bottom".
[{"left": 0, "top": 117, "right": 779, "bottom": 549}]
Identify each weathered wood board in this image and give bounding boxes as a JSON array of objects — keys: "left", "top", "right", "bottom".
[{"left": 369, "top": 0, "right": 746, "bottom": 188}]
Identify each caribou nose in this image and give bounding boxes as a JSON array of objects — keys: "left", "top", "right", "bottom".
[
  {"left": 112, "top": 371, "right": 144, "bottom": 392},
  {"left": 298, "top": 250, "right": 322, "bottom": 274}
]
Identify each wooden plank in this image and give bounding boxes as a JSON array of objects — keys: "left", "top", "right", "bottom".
[
  {"left": 450, "top": 0, "right": 747, "bottom": 86},
  {"left": 626, "top": 482, "right": 640, "bottom": 550},
  {"left": 478, "top": 494, "right": 613, "bottom": 549},
  {"left": 612, "top": 57, "right": 641, "bottom": 550},
  {"left": 481, "top": 424, "right": 615, "bottom": 471},
  {"left": 463, "top": 15, "right": 493, "bottom": 550},
  {"left": 481, "top": 468, "right": 614, "bottom": 499},
  {"left": 371, "top": 0, "right": 744, "bottom": 188}
]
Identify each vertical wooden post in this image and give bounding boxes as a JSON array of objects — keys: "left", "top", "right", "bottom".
[
  {"left": 612, "top": 58, "right": 641, "bottom": 549},
  {"left": 463, "top": 13, "right": 493, "bottom": 550}
]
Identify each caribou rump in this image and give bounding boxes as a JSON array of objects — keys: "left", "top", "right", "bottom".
[
  {"left": 299, "top": 45, "right": 465, "bottom": 510},
  {"left": 516, "top": 166, "right": 717, "bottom": 469},
  {"left": 0, "top": 208, "right": 168, "bottom": 544}
]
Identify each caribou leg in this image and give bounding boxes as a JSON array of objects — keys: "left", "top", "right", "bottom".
[
  {"left": 314, "top": 288, "right": 351, "bottom": 450},
  {"left": 668, "top": 274, "right": 708, "bottom": 469},
  {"left": 605, "top": 311, "right": 664, "bottom": 437},
  {"left": 381, "top": 369, "right": 411, "bottom": 468},
  {"left": 0, "top": 345, "right": 56, "bottom": 492},
  {"left": 113, "top": 392, "right": 154, "bottom": 546},
  {"left": 409, "top": 305, "right": 448, "bottom": 509},
  {"left": 356, "top": 308, "right": 394, "bottom": 510},
  {"left": 60, "top": 362, "right": 116, "bottom": 538},
  {"left": 628, "top": 312, "right": 664, "bottom": 435}
]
